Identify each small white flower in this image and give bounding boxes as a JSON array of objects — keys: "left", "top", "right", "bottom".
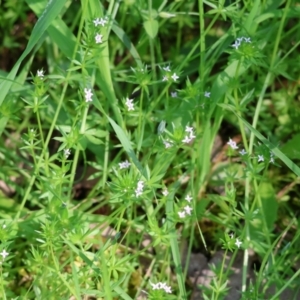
[
  {"left": 119, "top": 160, "right": 131, "bottom": 169},
  {"left": 2, "top": 224, "right": 6, "bottom": 229},
  {"left": 178, "top": 211, "right": 186, "bottom": 218},
  {"left": 95, "top": 33, "right": 103, "bottom": 44},
  {"left": 235, "top": 238, "right": 242, "bottom": 248},
  {"left": 150, "top": 282, "right": 160, "bottom": 290},
  {"left": 239, "top": 149, "right": 247, "bottom": 156},
  {"left": 171, "top": 91, "right": 177, "bottom": 98},
  {"left": 162, "top": 189, "right": 169, "bottom": 196},
  {"left": 204, "top": 91, "right": 210, "bottom": 98},
  {"left": 243, "top": 37, "right": 251, "bottom": 43},
  {"left": 64, "top": 149, "right": 71, "bottom": 158},
  {"left": 84, "top": 88, "right": 93, "bottom": 102},
  {"left": 185, "top": 126, "right": 194, "bottom": 133},
  {"left": 270, "top": 157, "right": 275, "bottom": 164},
  {"left": 182, "top": 136, "right": 191, "bottom": 143},
  {"left": 258, "top": 155, "right": 264, "bottom": 162},
  {"left": 185, "top": 194, "right": 192, "bottom": 203},
  {"left": 227, "top": 138, "right": 238, "bottom": 149},
  {"left": 171, "top": 73, "right": 179, "bottom": 82},
  {"left": 162, "top": 75, "right": 168, "bottom": 82},
  {"left": 163, "top": 66, "right": 171, "bottom": 72},
  {"left": 164, "top": 285, "right": 172, "bottom": 293},
  {"left": 37, "top": 69, "right": 44, "bottom": 78},
  {"left": 184, "top": 205, "right": 193, "bottom": 215},
  {"left": 125, "top": 98, "right": 134, "bottom": 111},
  {"left": 163, "top": 139, "right": 173, "bottom": 149},
  {"left": 93, "top": 18, "right": 101, "bottom": 26},
  {"left": 189, "top": 132, "right": 196, "bottom": 140},
  {"left": 232, "top": 40, "right": 240, "bottom": 49},
  {"left": 0, "top": 249, "right": 9, "bottom": 260}
]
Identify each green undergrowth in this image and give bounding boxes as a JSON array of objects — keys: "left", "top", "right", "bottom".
[{"left": 0, "top": 0, "right": 300, "bottom": 299}]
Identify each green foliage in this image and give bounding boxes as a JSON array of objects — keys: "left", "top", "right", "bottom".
[{"left": 0, "top": 0, "right": 300, "bottom": 299}]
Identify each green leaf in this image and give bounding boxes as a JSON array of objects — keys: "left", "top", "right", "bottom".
[
  {"left": 259, "top": 182, "right": 278, "bottom": 231},
  {"left": 107, "top": 117, "right": 146, "bottom": 179},
  {"left": 143, "top": 19, "right": 159, "bottom": 39},
  {"left": 280, "top": 134, "right": 300, "bottom": 159}
]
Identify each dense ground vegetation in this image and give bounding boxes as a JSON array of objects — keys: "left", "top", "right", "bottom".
[{"left": 0, "top": 0, "right": 300, "bottom": 299}]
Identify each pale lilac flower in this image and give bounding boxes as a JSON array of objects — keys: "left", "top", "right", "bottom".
[
  {"left": 163, "top": 66, "right": 171, "bottom": 72},
  {"left": 162, "top": 189, "right": 169, "bottom": 196},
  {"left": 184, "top": 205, "right": 193, "bottom": 215},
  {"left": 37, "top": 70, "right": 44, "bottom": 78},
  {"left": 227, "top": 138, "right": 238, "bottom": 149},
  {"left": 171, "top": 73, "right": 179, "bottom": 82},
  {"left": 204, "top": 91, "right": 210, "bottom": 98},
  {"left": 178, "top": 211, "right": 186, "bottom": 218},
  {"left": 239, "top": 149, "right": 247, "bottom": 156},
  {"left": 125, "top": 98, "right": 134, "bottom": 111},
  {"left": 258, "top": 155, "right": 264, "bottom": 162},
  {"left": 182, "top": 136, "right": 191, "bottom": 143},
  {"left": 171, "top": 91, "right": 177, "bottom": 98},
  {"left": 64, "top": 149, "right": 71, "bottom": 158},
  {"left": 162, "top": 75, "right": 168, "bottom": 82},
  {"left": 164, "top": 285, "right": 172, "bottom": 293},
  {"left": 0, "top": 249, "right": 9, "bottom": 260},
  {"left": 235, "top": 238, "right": 242, "bottom": 248},
  {"left": 84, "top": 88, "right": 93, "bottom": 102},
  {"left": 119, "top": 160, "right": 131, "bottom": 169},
  {"left": 185, "top": 194, "right": 192, "bottom": 203},
  {"left": 95, "top": 33, "right": 103, "bottom": 44}
]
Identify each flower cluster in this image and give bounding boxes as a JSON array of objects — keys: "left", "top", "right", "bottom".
[
  {"left": 161, "top": 65, "right": 179, "bottom": 82},
  {"left": 119, "top": 160, "right": 131, "bottom": 169},
  {"left": 150, "top": 281, "right": 172, "bottom": 294},
  {"left": 227, "top": 138, "right": 275, "bottom": 163},
  {"left": 178, "top": 194, "right": 193, "bottom": 218},
  {"left": 232, "top": 36, "right": 251, "bottom": 49},
  {"left": 135, "top": 180, "right": 144, "bottom": 197},
  {"left": 182, "top": 126, "right": 196, "bottom": 144},
  {"left": 125, "top": 97, "right": 134, "bottom": 111},
  {"left": 84, "top": 88, "right": 93, "bottom": 102},
  {"left": 93, "top": 17, "right": 107, "bottom": 44}
]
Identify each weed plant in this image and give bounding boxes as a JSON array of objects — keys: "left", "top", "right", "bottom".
[{"left": 0, "top": 0, "right": 300, "bottom": 299}]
